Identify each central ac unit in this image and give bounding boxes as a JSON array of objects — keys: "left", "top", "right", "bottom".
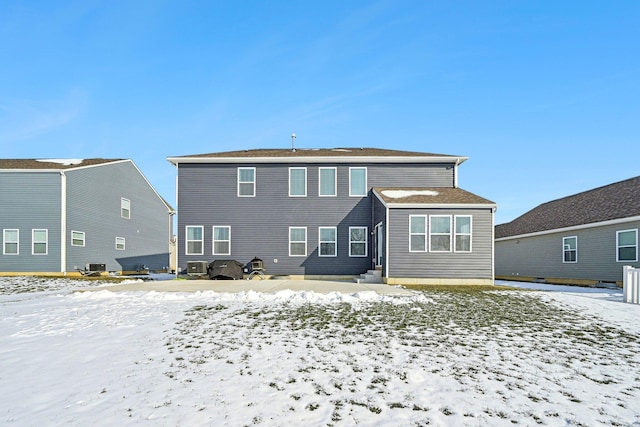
[{"left": 187, "top": 261, "right": 209, "bottom": 276}]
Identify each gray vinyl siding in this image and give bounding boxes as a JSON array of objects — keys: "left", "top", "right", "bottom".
[
  {"left": 65, "top": 161, "right": 170, "bottom": 272},
  {"left": 495, "top": 220, "right": 640, "bottom": 283},
  {"left": 387, "top": 208, "right": 494, "bottom": 279},
  {"left": 0, "top": 172, "right": 62, "bottom": 272}
]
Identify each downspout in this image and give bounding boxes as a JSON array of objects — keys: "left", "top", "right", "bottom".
[
  {"left": 60, "top": 171, "right": 67, "bottom": 275},
  {"left": 453, "top": 159, "right": 460, "bottom": 188},
  {"left": 385, "top": 204, "right": 390, "bottom": 280},
  {"left": 491, "top": 207, "right": 496, "bottom": 283}
]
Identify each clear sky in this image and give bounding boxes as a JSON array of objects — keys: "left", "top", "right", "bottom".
[{"left": 1, "top": 1, "right": 638, "bottom": 225}]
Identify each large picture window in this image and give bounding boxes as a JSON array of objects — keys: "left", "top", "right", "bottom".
[
  {"left": 238, "top": 167, "right": 256, "bottom": 197},
  {"left": 563, "top": 236, "right": 577, "bottom": 263},
  {"left": 409, "top": 216, "right": 427, "bottom": 252},
  {"left": 454, "top": 216, "right": 472, "bottom": 252},
  {"left": 617, "top": 229, "right": 638, "bottom": 262},
  {"left": 319, "top": 227, "right": 337, "bottom": 257},
  {"left": 3, "top": 229, "right": 19, "bottom": 255},
  {"left": 289, "top": 168, "right": 307, "bottom": 197},
  {"left": 213, "top": 226, "right": 231, "bottom": 255},
  {"left": 349, "top": 226, "right": 367, "bottom": 257},
  {"left": 289, "top": 227, "right": 307, "bottom": 256},
  {"left": 349, "top": 167, "right": 367, "bottom": 197},
  {"left": 186, "top": 226, "right": 204, "bottom": 255},
  {"left": 430, "top": 215, "right": 452, "bottom": 252},
  {"left": 319, "top": 167, "right": 337, "bottom": 197},
  {"left": 32, "top": 229, "right": 48, "bottom": 255}
]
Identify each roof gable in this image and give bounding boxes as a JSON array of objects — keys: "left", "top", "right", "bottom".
[{"left": 496, "top": 176, "right": 640, "bottom": 238}]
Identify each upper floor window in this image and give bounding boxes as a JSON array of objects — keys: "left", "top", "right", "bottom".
[
  {"left": 121, "top": 198, "right": 131, "bottom": 219},
  {"left": 349, "top": 167, "right": 367, "bottom": 197},
  {"left": 32, "top": 229, "right": 48, "bottom": 255},
  {"left": 289, "top": 227, "right": 307, "bottom": 256},
  {"left": 430, "top": 215, "right": 452, "bottom": 252},
  {"left": 3, "top": 229, "right": 19, "bottom": 255},
  {"left": 319, "top": 227, "right": 337, "bottom": 257},
  {"left": 319, "top": 167, "right": 337, "bottom": 197},
  {"left": 409, "top": 216, "right": 427, "bottom": 252},
  {"left": 115, "top": 236, "right": 126, "bottom": 251},
  {"left": 617, "top": 229, "right": 638, "bottom": 262},
  {"left": 349, "top": 226, "right": 367, "bottom": 257},
  {"left": 238, "top": 167, "right": 256, "bottom": 197},
  {"left": 289, "top": 167, "right": 307, "bottom": 197},
  {"left": 563, "top": 236, "right": 577, "bottom": 263},
  {"left": 213, "top": 226, "right": 231, "bottom": 255},
  {"left": 454, "top": 216, "right": 472, "bottom": 252},
  {"left": 186, "top": 226, "right": 204, "bottom": 255},
  {"left": 71, "top": 231, "right": 86, "bottom": 247}
]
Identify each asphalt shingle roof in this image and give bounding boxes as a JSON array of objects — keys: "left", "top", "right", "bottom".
[
  {"left": 0, "top": 158, "right": 122, "bottom": 170},
  {"left": 374, "top": 187, "right": 496, "bottom": 206},
  {"left": 495, "top": 176, "right": 640, "bottom": 238},
  {"left": 170, "top": 147, "right": 462, "bottom": 159}
]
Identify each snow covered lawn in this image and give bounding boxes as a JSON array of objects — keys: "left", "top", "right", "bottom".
[{"left": 1, "top": 277, "right": 639, "bottom": 426}]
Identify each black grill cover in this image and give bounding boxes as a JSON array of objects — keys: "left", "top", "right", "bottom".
[{"left": 208, "top": 260, "right": 244, "bottom": 280}]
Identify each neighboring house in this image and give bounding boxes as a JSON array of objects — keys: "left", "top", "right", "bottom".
[
  {"left": 495, "top": 176, "right": 640, "bottom": 286},
  {"left": 167, "top": 148, "right": 496, "bottom": 285},
  {"left": 0, "top": 158, "right": 175, "bottom": 275}
]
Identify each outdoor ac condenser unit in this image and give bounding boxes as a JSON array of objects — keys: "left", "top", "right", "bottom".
[{"left": 187, "top": 261, "right": 209, "bottom": 276}]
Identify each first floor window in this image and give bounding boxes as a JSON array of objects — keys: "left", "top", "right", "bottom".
[
  {"left": 71, "top": 231, "right": 86, "bottom": 247},
  {"left": 289, "top": 167, "right": 307, "bottom": 197},
  {"left": 409, "top": 216, "right": 427, "bottom": 252},
  {"left": 349, "top": 226, "right": 367, "bottom": 257},
  {"left": 121, "top": 198, "right": 131, "bottom": 219},
  {"left": 115, "top": 236, "right": 126, "bottom": 251},
  {"left": 349, "top": 167, "right": 367, "bottom": 197},
  {"left": 563, "top": 236, "right": 577, "bottom": 263},
  {"left": 238, "top": 167, "right": 256, "bottom": 197},
  {"left": 454, "top": 216, "right": 472, "bottom": 252},
  {"left": 289, "top": 227, "right": 307, "bottom": 256},
  {"left": 213, "top": 226, "right": 231, "bottom": 255},
  {"left": 617, "top": 229, "right": 638, "bottom": 262},
  {"left": 319, "top": 227, "right": 337, "bottom": 257},
  {"left": 430, "top": 215, "right": 452, "bottom": 252},
  {"left": 32, "top": 229, "right": 48, "bottom": 255},
  {"left": 3, "top": 229, "right": 19, "bottom": 255},
  {"left": 186, "top": 226, "right": 204, "bottom": 255}
]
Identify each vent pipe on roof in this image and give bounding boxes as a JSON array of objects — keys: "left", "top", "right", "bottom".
[{"left": 291, "top": 133, "right": 296, "bottom": 152}]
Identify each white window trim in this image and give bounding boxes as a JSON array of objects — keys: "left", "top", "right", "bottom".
[
  {"left": 429, "top": 215, "right": 452, "bottom": 252},
  {"left": 185, "top": 225, "right": 204, "bottom": 256},
  {"left": 349, "top": 226, "right": 368, "bottom": 257},
  {"left": 289, "top": 227, "right": 307, "bottom": 257},
  {"left": 32, "top": 229, "right": 48, "bottom": 255},
  {"left": 71, "top": 230, "right": 86, "bottom": 247},
  {"left": 121, "top": 198, "right": 131, "bottom": 219},
  {"left": 562, "top": 236, "right": 578, "bottom": 263},
  {"left": 319, "top": 226, "right": 337, "bottom": 257},
  {"left": 617, "top": 229, "right": 638, "bottom": 262},
  {"left": 115, "top": 236, "right": 126, "bottom": 251},
  {"left": 3, "top": 229, "right": 19, "bottom": 255},
  {"left": 318, "top": 167, "right": 337, "bottom": 197},
  {"left": 454, "top": 215, "right": 473, "bottom": 253},
  {"left": 237, "top": 167, "right": 256, "bottom": 197},
  {"left": 409, "top": 215, "right": 427, "bottom": 252},
  {"left": 212, "top": 226, "right": 231, "bottom": 256},
  {"left": 289, "top": 167, "right": 307, "bottom": 197},
  {"left": 349, "top": 167, "right": 367, "bottom": 197}
]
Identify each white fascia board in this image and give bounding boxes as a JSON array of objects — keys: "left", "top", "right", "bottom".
[
  {"left": 495, "top": 215, "right": 640, "bottom": 242},
  {"left": 167, "top": 155, "right": 468, "bottom": 165}
]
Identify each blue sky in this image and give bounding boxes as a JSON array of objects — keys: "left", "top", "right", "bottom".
[{"left": 1, "top": 1, "right": 638, "bottom": 225}]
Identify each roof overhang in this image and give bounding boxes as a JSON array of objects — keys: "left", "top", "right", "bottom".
[
  {"left": 167, "top": 155, "right": 468, "bottom": 165},
  {"left": 373, "top": 188, "right": 496, "bottom": 210},
  {"left": 495, "top": 215, "right": 640, "bottom": 241}
]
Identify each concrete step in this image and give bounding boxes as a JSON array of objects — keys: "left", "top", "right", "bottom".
[{"left": 353, "top": 269, "right": 383, "bottom": 284}]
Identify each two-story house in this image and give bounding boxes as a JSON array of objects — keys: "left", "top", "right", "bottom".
[
  {"left": 0, "top": 158, "right": 174, "bottom": 275},
  {"left": 167, "top": 148, "right": 496, "bottom": 285}
]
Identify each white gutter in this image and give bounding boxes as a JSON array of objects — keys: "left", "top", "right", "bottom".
[
  {"left": 167, "top": 155, "right": 468, "bottom": 165},
  {"left": 382, "top": 203, "right": 497, "bottom": 209}
]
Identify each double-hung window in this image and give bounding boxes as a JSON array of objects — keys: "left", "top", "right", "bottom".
[
  {"left": 71, "top": 231, "right": 86, "bottom": 247},
  {"left": 115, "top": 237, "right": 126, "bottom": 251},
  {"left": 3, "top": 229, "right": 19, "bottom": 255},
  {"left": 409, "top": 216, "right": 427, "bottom": 252},
  {"left": 289, "top": 227, "right": 307, "bottom": 256},
  {"left": 121, "top": 198, "right": 131, "bottom": 219},
  {"left": 319, "top": 227, "right": 337, "bottom": 257},
  {"left": 319, "top": 167, "right": 337, "bottom": 197},
  {"left": 32, "top": 229, "right": 48, "bottom": 255},
  {"left": 430, "top": 215, "right": 452, "bottom": 252},
  {"left": 186, "top": 226, "right": 204, "bottom": 255},
  {"left": 617, "top": 229, "right": 638, "bottom": 262},
  {"left": 349, "top": 226, "right": 367, "bottom": 257},
  {"left": 238, "top": 167, "right": 256, "bottom": 197},
  {"left": 289, "top": 167, "right": 307, "bottom": 197},
  {"left": 213, "top": 226, "right": 231, "bottom": 255},
  {"left": 454, "top": 216, "right": 472, "bottom": 252},
  {"left": 563, "top": 236, "right": 577, "bottom": 263},
  {"left": 349, "top": 167, "right": 367, "bottom": 197}
]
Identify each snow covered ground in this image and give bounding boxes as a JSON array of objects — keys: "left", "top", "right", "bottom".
[{"left": 1, "top": 277, "right": 639, "bottom": 426}]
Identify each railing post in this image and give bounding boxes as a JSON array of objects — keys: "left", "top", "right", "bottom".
[{"left": 623, "top": 265, "right": 640, "bottom": 304}]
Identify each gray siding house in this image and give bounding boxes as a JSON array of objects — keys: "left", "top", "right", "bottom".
[
  {"left": 0, "top": 159, "right": 174, "bottom": 275},
  {"left": 495, "top": 176, "right": 640, "bottom": 286},
  {"left": 168, "top": 148, "right": 496, "bottom": 285}
]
